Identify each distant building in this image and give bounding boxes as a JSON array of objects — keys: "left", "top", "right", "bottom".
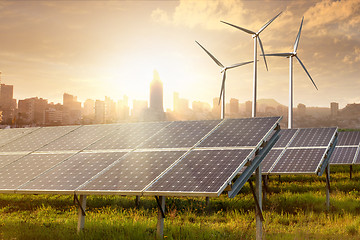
[
  {"left": 150, "top": 70, "right": 164, "bottom": 112},
  {"left": 105, "top": 96, "right": 117, "bottom": 123},
  {"left": 83, "top": 99, "right": 95, "bottom": 117},
  {"left": 212, "top": 97, "right": 221, "bottom": 119},
  {"left": 132, "top": 100, "right": 148, "bottom": 121},
  {"left": 62, "top": 93, "right": 81, "bottom": 125},
  {"left": 245, "top": 101, "right": 252, "bottom": 117},
  {"left": 192, "top": 101, "right": 211, "bottom": 113},
  {"left": 18, "top": 97, "right": 48, "bottom": 125},
  {"left": 117, "top": 95, "right": 130, "bottom": 121},
  {"left": 0, "top": 80, "right": 17, "bottom": 124},
  {"left": 45, "top": 103, "right": 63, "bottom": 126},
  {"left": 331, "top": 102, "right": 339, "bottom": 118},
  {"left": 230, "top": 98, "right": 239, "bottom": 116},
  {"left": 95, "top": 100, "right": 105, "bottom": 124},
  {"left": 297, "top": 103, "right": 306, "bottom": 116}
]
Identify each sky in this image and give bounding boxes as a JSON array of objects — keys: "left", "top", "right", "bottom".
[{"left": 0, "top": 0, "right": 359, "bottom": 110}]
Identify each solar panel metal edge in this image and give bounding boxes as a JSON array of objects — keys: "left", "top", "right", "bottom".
[
  {"left": 142, "top": 117, "right": 282, "bottom": 197},
  {"left": 76, "top": 119, "right": 226, "bottom": 196},
  {"left": 352, "top": 139, "right": 360, "bottom": 164},
  {"left": 315, "top": 127, "right": 338, "bottom": 176}
]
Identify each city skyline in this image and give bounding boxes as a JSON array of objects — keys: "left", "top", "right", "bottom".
[{"left": 0, "top": 1, "right": 359, "bottom": 109}]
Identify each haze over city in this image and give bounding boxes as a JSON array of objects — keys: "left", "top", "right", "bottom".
[{"left": 0, "top": 0, "right": 359, "bottom": 110}]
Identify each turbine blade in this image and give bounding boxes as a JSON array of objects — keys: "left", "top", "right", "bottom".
[
  {"left": 195, "top": 41, "right": 224, "bottom": 68},
  {"left": 218, "top": 71, "right": 226, "bottom": 105},
  {"left": 226, "top": 60, "right": 254, "bottom": 70},
  {"left": 295, "top": 55, "right": 318, "bottom": 90},
  {"left": 294, "top": 17, "right": 304, "bottom": 53},
  {"left": 258, "top": 37, "right": 268, "bottom": 71},
  {"left": 257, "top": 11, "right": 282, "bottom": 35},
  {"left": 220, "top": 20, "right": 256, "bottom": 35},
  {"left": 261, "top": 53, "right": 292, "bottom": 57}
]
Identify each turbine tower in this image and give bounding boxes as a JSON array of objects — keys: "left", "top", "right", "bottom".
[
  {"left": 195, "top": 41, "right": 253, "bottom": 119},
  {"left": 262, "top": 17, "right": 318, "bottom": 129},
  {"left": 221, "top": 12, "right": 282, "bottom": 118}
]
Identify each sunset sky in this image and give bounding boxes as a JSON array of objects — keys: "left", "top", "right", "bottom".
[{"left": 0, "top": 0, "right": 359, "bottom": 110}]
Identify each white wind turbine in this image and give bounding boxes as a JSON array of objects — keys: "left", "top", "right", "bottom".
[
  {"left": 196, "top": 41, "right": 253, "bottom": 119},
  {"left": 262, "top": 17, "right": 318, "bottom": 129},
  {"left": 221, "top": 12, "right": 282, "bottom": 117}
]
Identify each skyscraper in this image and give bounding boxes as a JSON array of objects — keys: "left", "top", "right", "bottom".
[{"left": 150, "top": 70, "right": 163, "bottom": 112}]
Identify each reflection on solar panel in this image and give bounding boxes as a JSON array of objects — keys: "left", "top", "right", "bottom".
[
  {"left": 0, "top": 127, "right": 39, "bottom": 147},
  {"left": 329, "top": 131, "right": 360, "bottom": 165},
  {"left": 0, "top": 126, "right": 80, "bottom": 152},
  {"left": 39, "top": 124, "right": 120, "bottom": 151},
  {"left": 86, "top": 122, "right": 169, "bottom": 150},
  {"left": 139, "top": 120, "right": 221, "bottom": 149},
  {"left": 262, "top": 128, "right": 337, "bottom": 175},
  {"left": 19, "top": 152, "right": 127, "bottom": 193},
  {"left": 0, "top": 153, "right": 72, "bottom": 192},
  {"left": 0, "top": 154, "right": 27, "bottom": 169},
  {"left": 78, "top": 151, "right": 186, "bottom": 194},
  {"left": 145, "top": 149, "right": 253, "bottom": 196},
  {"left": 199, "top": 117, "right": 279, "bottom": 147}
]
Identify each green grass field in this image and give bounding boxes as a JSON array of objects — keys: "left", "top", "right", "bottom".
[{"left": 1, "top": 165, "right": 360, "bottom": 240}]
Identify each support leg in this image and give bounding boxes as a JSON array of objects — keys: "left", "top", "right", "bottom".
[
  {"left": 156, "top": 196, "right": 166, "bottom": 239},
  {"left": 255, "top": 167, "right": 263, "bottom": 240},
  {"left": 262, "top": 175, "right": 268, "bottom": 201},
  {"left": 77, "top": 195, "right": 87, "bottom": 233},
  {"left": 325, "top": 165, "right": 331, "bottom": 211},
  {"left": 350, "top": 165, "right": 353, "bottom": 180},
  {"left": 135, "top": 196, "right": 140, "bottom": 208},
  {"left": 205, "top": 197, "right": 210, "bottom": 207}
]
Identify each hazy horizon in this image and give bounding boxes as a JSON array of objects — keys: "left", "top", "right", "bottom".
[{"left": 0, "top": 0, "right": 359, "bottom": 109}]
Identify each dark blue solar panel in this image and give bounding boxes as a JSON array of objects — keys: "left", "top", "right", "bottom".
[
  {"left": 289, "top": 128, "right": 336, "bottom": 147},
  {"left": 260, "top": 149, "right": 283, "bottom": 173},
  {"left": 273, "top": 129, "right": 298, "bottom": 148},
  {"left": 329, "top": 147, "right": 357, "bottom": 165},
  {"left": 337, "top": 132, "right": 360, "bottom": 146}
]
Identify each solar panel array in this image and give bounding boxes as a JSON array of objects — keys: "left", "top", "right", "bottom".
[
  {"left": 260, "top": 128, "right": 337, "bottom": 175},
  {"left": 329, "top": 131, "right": 360, "bottom": 165},
  {"left": 0, "top": 117, "right": 281, "bottom": 197}
]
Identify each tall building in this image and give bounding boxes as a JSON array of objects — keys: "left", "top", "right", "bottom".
[
  {"left": 62, "top": 93, "right": 81, "bottom": 125},
  {"left": 331, "top": 102, "right": 339, "bottom": 118},
  {"left": 150, "top": 70, "right": 164, "bottom": 112},
  {"left": 95, "top": 100, "right": 105, "bottom": 124},
  {"left": 18, "top": 97, "right": 48, "bottom": 125},
  {"left": 117, "top": 95, "right": 130, "bottom": 121},
  {"left": 0, "top": 74, "right": 17, "bottom": 124},
  {"left": 83, "top": 99, "right": 95, "bottom": 117}
]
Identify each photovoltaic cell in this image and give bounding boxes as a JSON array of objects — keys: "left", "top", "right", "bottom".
[
  {"left": 289, "top": 128, "right": 336, "bottom": 147},
  {"left": 19, "top": 152, "right": 127, "bottom": 192},
  {"left": 260, "top": 149, "right": 283, "bottom": 173},
  {"left": 273, "top": 129, "right": 297, "bottom": 148},
  {"left": 86, "top": 122, "right": 169, "bottom": 150},
  {"left": 270, "top": 148, "right": 326, "bottom": 174},
  {"left": 79, "top": 151, "right": 186, "bottom": 193},
  {"left": 0, "top": 153, "right": 72, "bottom": 191},
  {"left": 0, "top": 154, "right": 27, "bottom": 169},
  {"left": 0, "top": 127, "right": 39, "bottom": 147},
  {"left": 0, "top": 125, "right": 80, "bottom": 152},
  {"left": 39, "top": 124, "right": 121, "bottom": 151},
  {"left": 198, "top": 117, "right": 279, "bottom": 147},
  {"left": 337, "top": 131, "right": 360, "bottom": 146},
  {"left": 329, "top": 147, "right": 357, "bottom": 165},
  {"left": 139, "top": 120, "right": 220, "bottom": 149},
  {"left": 145, "top": 149, "right": 252, "bottom": 195}
]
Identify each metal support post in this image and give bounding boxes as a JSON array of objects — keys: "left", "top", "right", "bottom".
[
  {"left": 255, "top": 166, "right": 263, "bottom": 240},
  {"left": 156, "top": 196, "right": 166, "bottom": 239},
  {"left": 263, "top": 175, "right": 269, "bottom": 201},
  {"left": 325, "top": 165, "right": 331, "bottom": 211},
  {"left": 75, "top": 195, "right": 87, "bottom": 233},
  {"left": 135, "top": 196, "right": 140, "bottom": 208},
  {"left": 350, "top": 165, "right": 353, "bottom": 180},
  {"left": 205, "top": 197, "right": 210, "bottom": 206}
]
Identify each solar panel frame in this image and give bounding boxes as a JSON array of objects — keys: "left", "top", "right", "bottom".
[{"left": 329, "top": 146, "right": 358, "bottom": 165}]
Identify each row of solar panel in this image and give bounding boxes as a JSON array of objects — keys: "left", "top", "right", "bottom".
[
  {"left": 329, "top": 131, "right": 360, "bottom": 165},
  {"left": 0, "top": 117, "right": 281, "bottom": 197}
]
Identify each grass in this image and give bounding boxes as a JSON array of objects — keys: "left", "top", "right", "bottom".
[{"left": 1, "top": 166, "right": 360, "bottom": 239}]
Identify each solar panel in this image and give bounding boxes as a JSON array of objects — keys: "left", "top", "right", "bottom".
[
  {"left": 289, "top": 128, "right": 336, "bottom": 147},
  {"left": 354, "top": 150, "right": 360, "bottom": 164},
  {"left": 39, "top": 124, "right": 121, "bottom": 151},
  {"left": 144, "top": 149, "right": 253, "bottom": 196},
  {"left": 18, "top": 152, "right": 127, "bottom": 193},
  {"left": 139, "top": 120, "right": 220, "bottom": 149},
  {"left": 0, "top": 154, "right": 27, "bottom": 169},
  {"left": 337, "top": 131, "right": 360, "bottom": 146},
  {"left": 78, "top": 151, "right": 186, "bottom": 194},
  {"left": 0, "top": 125, "right": 80, "bottom": 152},
  {"left": 270, "top": 148, "right": 327, "bottom": 174},
  {"left": 273, "top": 129, "right": 297, "bottom": 148},
  {"left": 85, "top": 122, "right": 169, "bottom": 150},
  {"left": 329, "top": 147, "right": 357, "bottom": 165},
  {"left": 0, "top": 153, "right": 72, "bottom": 192},
  {"left": 198, "top": 117, "right": 279, "bottom": 148},
  {"left": 0, "top": 127, "right": 39, "bottom": 147},
  {"left": 260, "top": 149, "right": 283, "bottom": 173}
]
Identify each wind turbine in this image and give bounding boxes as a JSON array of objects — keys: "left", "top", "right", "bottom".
[
  {"left": 195, "top": 41, "right": 253, "bottom": 119},
  {"left": 262, "top": 17, "right": 318, "bottom": 129},
  {"left": 221, "top": 12, "right": 282, "bottom": 118}
]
